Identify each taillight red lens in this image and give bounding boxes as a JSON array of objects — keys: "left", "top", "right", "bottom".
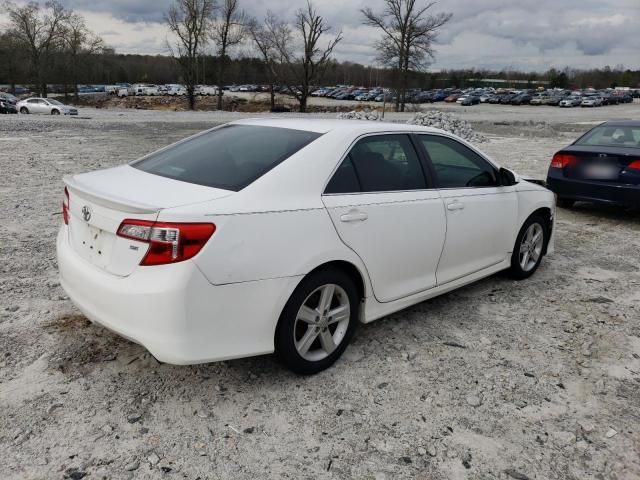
[
  {"left": 117, "top": 220, "right": 215, "bottom": 266},
  {"left": 62, "top": 187, "right": 70, "bottom": 225},
  {"left": 626, "top": 160, "right": 640, "bottom": 171},
  {"left": 550, "top": 153, "right": 578, "bottom": 169}
]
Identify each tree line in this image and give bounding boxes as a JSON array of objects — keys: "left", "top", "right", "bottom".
[{"left": 1, "top": 1, "right": 638, "bottom": 112}]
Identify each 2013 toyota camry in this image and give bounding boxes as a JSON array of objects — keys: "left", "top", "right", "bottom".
[{"left": 57, "top": 119, "right": 555, "bottom": 374}]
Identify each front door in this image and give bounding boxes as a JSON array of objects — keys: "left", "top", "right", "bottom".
[{"left": 417, "top": 134, "right": 518, "bottom": 285}]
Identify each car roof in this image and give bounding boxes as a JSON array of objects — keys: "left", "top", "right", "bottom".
[
  {"left": 600, "top": 120, "right": 640, "bottom": 127},
  {"left": 231, "top": 117, "right": 446, "bottom": 135}
]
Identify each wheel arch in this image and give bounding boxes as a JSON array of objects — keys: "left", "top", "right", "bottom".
[
  {"left": 525, "top": 207, "right": 553, "bottom": 254},
  {"left": 304, "top": 260, "right": 367, "bottom": 304}
]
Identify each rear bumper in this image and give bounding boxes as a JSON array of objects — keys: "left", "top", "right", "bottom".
[
  {"left": 57, "top": 227, "right": 300, "bottom": 364},
  {"left": 546, "top": 174, "right": 640, "bottom": 208}
]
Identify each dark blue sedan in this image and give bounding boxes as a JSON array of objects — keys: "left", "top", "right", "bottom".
[{"left": 546, "top": 121, "right": 640, "bottom": 208}]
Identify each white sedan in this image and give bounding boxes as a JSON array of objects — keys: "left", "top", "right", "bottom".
[
  {"left": 57, "top": 119, "right": 555, "bottom": 374},
  {"left": 17, "top": 97, "right": 78, "bottom": 115}
]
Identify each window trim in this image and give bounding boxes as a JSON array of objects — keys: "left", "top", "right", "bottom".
[
  {"left": 322, "top": 131, "right": 435, "bottom": 196},
  {"left": 415, "top": 133, "right": 503, "bottom": 190}
]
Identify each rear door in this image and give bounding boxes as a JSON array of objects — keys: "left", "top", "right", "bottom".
[
  {"left": 322, "top": 133, "right": 446, "bottom": 303},
  {"left": 417, "top": 134, "right": 518, "bottom": 285}
]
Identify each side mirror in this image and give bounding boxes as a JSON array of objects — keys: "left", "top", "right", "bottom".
[{"left": 500, "top": 168, "right": 518, "bottom": 186}]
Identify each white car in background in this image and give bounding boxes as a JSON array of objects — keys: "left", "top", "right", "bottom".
[
  {"left": 133, "top": 84, "right": 160, "bottom": 96},
  {"left": 196, "top": 85, "right": 220, "bottom": 96},
  {"left": 57, "top": 119, "right": 555, "bottom": 374},
  {"left": 166, "top": 84, "right": 187, "bottom": 96},
  {"left": 17, "top": 97, "right": 78, "bottom": 115}
]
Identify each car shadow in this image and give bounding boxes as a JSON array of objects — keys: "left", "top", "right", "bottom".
[{"left": 560, "top": 202, "right": 640, "bottom": 225}]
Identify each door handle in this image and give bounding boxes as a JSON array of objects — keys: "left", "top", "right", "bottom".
[
  {"left": 446, "top": 201, "right": 465, "bottom": 211},
  {"left": 340, "top": 210, "right": 368, "bottom": 223}
]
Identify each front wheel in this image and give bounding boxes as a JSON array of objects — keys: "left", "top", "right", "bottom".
[
  {"left": 509, "top": 214, "right": 548, "bottom": 280},
  {"left": 51, "top": 109, "right": 60, "bottom": 115},
  {"left": 20, "top": 107, "right": 29, "bottom": 114},
  {"left": 275, "top": 268, "right": 359, "bottom": 375}
]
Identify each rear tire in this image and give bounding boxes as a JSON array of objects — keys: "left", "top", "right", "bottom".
[
  {"left": 275, "top": 268, "right": 359, "bottom": 375},
  {"left": 556, "top": 197, "right": 575, "bottom": 209},
  {"left": 508, "top": 214, "right": 548, "bottom": 280}
]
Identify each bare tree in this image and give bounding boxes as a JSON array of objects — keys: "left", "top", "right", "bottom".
[
  {"left": 247, "top": 12, "right": 286, "bottom": 111},
  {"left": 0, "top": 32, "right": 25, "bottom": 93},
  {"left": 270, "top": 1, "right": 342, "bottom": 113},
  {"left": 166, "top": 0, "right": 215, "bottom": 110},
  {"left": 62, "top": 13, "right": 105, "bottom": 99},
  {"left": 362, "top": 0, "right": 451, "bottom": 111},
  {"left": 210, "top": 0, "right": 246, "bottom": 110},
  {"left": 5, "top": 1, "right": 70, "bottom": 97}
]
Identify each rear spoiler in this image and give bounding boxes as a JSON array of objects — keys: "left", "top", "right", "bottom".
[{"left": 63, "top": 175, "right": 160, "bottom": 214}]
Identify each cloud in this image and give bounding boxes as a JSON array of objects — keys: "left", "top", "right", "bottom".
[{"left": 6, "top": 0, "right": 640, "bottom": 71}]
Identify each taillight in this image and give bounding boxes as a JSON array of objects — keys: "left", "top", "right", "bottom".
[
  {"left": 626, "top": 160, "right": 640, "bottom": 171},
  {"left": 550, "top": 153, "right": 578, "bottom": 169},
  {"left": 62, "top": 187, "right": 70, "bottom": 225},
  {"left": 117, "top": 219, "right": 215, "bottom": 266}
]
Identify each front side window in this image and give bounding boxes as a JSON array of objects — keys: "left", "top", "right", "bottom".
[
  {"left": 420, "top": 135, "right": 498, "bottom": 188},
  {"left": 133, "top": 125, "right": 321, "bottom": 191},
  {"left": 325, "top": 134, "right": 426, "bottom": 194}
]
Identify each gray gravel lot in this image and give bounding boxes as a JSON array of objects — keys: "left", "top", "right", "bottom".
[{"left": 1, "top": 105, "right": 639, "bottom": 480}]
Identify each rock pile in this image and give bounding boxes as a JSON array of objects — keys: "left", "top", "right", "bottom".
[
  {"left": 337, "top": 109, "right": 383, "bottom": 121},
  {"left": 407, "top": 111, "right": 486, "bottom": 143}
]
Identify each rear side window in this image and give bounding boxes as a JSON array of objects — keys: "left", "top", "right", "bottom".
[
  {"left": 576, "top": 126, "right": 640, "bottom": 148},
  {"left": 325, "top": 134, "right": 426, "bottom": 194},
  {"left": 420, "top": 135, "right": 498, "bottom": 188},
  {"left": 132, "top": 125, "right": 321, "bottom": 191},
  {"left": 325, "top": 157, "right": 360, "bottom": 194}
]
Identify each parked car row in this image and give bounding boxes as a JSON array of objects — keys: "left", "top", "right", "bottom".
[
  {"left": 304, "top": 85, "right": 638, "bottom": 107},
  {"left": 450, "top": 88, "right": 635, "bottom": 108},
  {"left": 311, "top": 86, "right": 394, "bottom": 102},
  {"left": 107, "top": 84, "right": 222, "bottom": 98}
]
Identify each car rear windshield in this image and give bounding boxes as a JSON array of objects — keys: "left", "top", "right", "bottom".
[
  {"left": 576, "top": 125, "right": 640, "bottom": 149},
  {"left": 132, "top": 125, "right": 322, "bottom": 191}
]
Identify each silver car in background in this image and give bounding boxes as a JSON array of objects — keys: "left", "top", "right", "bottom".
[
  {"left": 581, "top": 95, "right": 603, "bottom": 108},
  {"left": 16, "top": 97, "right": 78, "bottom": 115},
  {"left": 559, "top": 96, "right": 582, "bottom": 107}
]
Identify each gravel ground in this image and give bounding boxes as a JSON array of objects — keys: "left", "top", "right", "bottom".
[{"left": 1, "top": 105, "right": 639, "bottom": 480}]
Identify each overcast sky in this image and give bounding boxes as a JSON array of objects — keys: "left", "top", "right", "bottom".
[{"left": 12, "top": 0, "right": 640, "bottom": 71}]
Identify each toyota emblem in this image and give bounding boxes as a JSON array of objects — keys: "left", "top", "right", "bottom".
[{"left": 82, "top": 205, "right": 92, "bottom": 222}]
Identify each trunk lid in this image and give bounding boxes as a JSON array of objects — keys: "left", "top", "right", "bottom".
[
  {"left": 559, "top": 146, "right": 640, "bottom": 184},
  {"left": 64, "top": 165, "right": 232, "bottom": 276}
]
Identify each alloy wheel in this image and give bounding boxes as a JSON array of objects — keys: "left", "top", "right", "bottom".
[
  {"left": 519, "top": 223, "right": 544, "bottom": 272},
  {"left": 293, "top": 284, "right": 350, "bottom": 362}
]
